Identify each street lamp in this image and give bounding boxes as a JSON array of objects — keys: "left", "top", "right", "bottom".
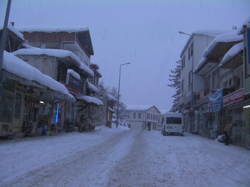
[
  {"left": 116, "top": 62, "right": 130, "bottom": 128},
  {"left": 178, "top": 31, "right": 192, "bottom": 36}
]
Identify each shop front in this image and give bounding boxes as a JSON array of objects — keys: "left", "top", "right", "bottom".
[
  {"left": 0, "top": 79, "right": 25, "bottom": 138},
  {"left": 222, "top": 88, "right": 250, "bottom": 147}
]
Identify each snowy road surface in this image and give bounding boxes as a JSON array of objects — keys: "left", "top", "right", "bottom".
[{"left": 0, "top": 126, "right": 250, "bottom": 187}]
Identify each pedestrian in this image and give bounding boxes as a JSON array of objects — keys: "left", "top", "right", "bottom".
[
  {"left": 79, "top": 114, "right": 86, "bottom": 132},
  {"left": 223, "top": 123, "right": 236, "bottom": 146}
]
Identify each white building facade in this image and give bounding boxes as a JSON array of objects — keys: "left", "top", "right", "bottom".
[{"left": 125, "top": 105, "right": 161, "bottom": 131}]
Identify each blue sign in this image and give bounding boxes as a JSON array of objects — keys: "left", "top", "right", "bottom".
[{"left": 208, "top": 90, "right": 223, "bottom": 113}]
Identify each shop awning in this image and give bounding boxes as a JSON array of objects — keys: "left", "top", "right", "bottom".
[
  {"left": 76, "top": 95, "right": 103, "bottom": 106},
  {"left": 3, "top": 51, "right": 75, "bottom": 101},
  {"left": 87, "top": 81, "right": 99, "bottom": 92}
]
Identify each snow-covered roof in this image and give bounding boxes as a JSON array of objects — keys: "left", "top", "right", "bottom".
[
  {"left": 3, "top": 51, "right": 74, "bottom": 101},
  {"left": 180, "top": 29, "right": 232, "bottom": 57},
  {"left": 90, "top": 62, "right": 100, "bottom": 69},
  {"left": 67, "top": 69, "right": 80, "bottom": 80},
  {"left": 87, "top": 81, "right": 99, "bottom": 92},
  {"left": 16, "top": 25, "right": 89, "bottom": 33},
  {"left": 12, "top": 48, "right": 94, "bottom": 77},
  {"left": 107, "top": 94, "right": 117, "bottom": 101},
  {"left": 76, "top": 95, "right": 103, "bottom": 106},
  {"left": 219, "top": 42, "right": 244, "bottom": 67},
  {"left": 126, "top": 105, "right": 154, "bottom": 111},
  {"left": 202, "top": 31, "right": 243, "bottom": 57},
  {"left": 192, "top": 29, "right": 233, "bottom": 37},
  {"left": 95, "top": 69, "right": 102, "bottom": 77},
  {"left": 0, "top": 24, "right": 24, "bottom": 40},
  {"left": 159, "top": 110, "right": 170, "bottom": 115},
  {"left": 237, "top": 16, "right": 250, "bottom": 35},
  {"left": 193, "top": 57, "right": 207, "bottom": 73}
]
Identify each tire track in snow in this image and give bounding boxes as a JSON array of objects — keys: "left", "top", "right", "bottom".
[
  {"left": 2, "top": 130, "right": 138, "bottom": 187},
  {"left": 107, "top": 131, "right": 177, "bottom": 187}
]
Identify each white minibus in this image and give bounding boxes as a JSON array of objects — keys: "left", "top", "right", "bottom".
[{"left": 161, "top": 112, "right": 184, "bottom": 136}]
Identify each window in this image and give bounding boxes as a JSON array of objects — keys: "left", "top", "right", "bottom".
[
  {"left": 204, "top": 75, "right": 211, "bottom": 96},
  {"left": 166, "top": 117, "right": 182, "bottom": 124},
  {"left": 147, "top": 113, "right": 150, "bottom": 119},
  {"left": 133, "top": 113, "right": 136, "bottom": 119},
  {"left": 0, "top": 92, "right": 14, "bottom": 123},
  {"left": 57, "top": 61, "right": 67, "bottom": 83},
  {"left": 14, "top": 92, "right": 22, "bottom": 119},
  {"left": 189, "top": 71, "right": 192, "bottom": 84},
  {"left": 212, "top": 70, "right": 219, "bottom": 89},
  {"left": 188, "top": 46, "right": 190, "bottom": 60},
  {"left": 181, "top": 80, "right": 184, "bottom": 92},
  {"left": 191, "top": 42, "right": 193, "bottom": 56},
  {"left": 127, "top": 113, "right": 130, "bottom": 119},
  {"left": 138, "top": 113, "right": 141, "bottom": 119},
  {"left": 181, "top": 56, "right": 185, "bottom": 69}
]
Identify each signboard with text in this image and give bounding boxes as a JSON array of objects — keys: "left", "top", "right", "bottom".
[
  {"left": 223, "top": 88, "right": 244, "bottom": 106},
  {"left": 208, "top": 89, "right": 223, "bottom": 113}
]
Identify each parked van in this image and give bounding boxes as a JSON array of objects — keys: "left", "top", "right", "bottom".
[{"left": 161, "top": 112, "right": 184, "bottom": 136}]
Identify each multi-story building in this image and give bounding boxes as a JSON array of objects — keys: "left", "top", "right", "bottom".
[
  {"left": 193, "top": 31, "right": 242, "bottom": 137},
  {"left": 0, "top": 24, "right": 74, "bottom": 138},
  {"left": 179, "top": 16, "right": 250, "bottom": 147},
  {"left": 12, "top": 26, "right": 104, "bottom": 132},
  {"left": 125, "top": 105, "right": 160, "bottom": 131},
  {"left": 179, "top": 30, "right": 227, "bottom": 133}
]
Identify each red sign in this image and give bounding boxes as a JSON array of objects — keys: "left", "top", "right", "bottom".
[
  {"left": 223, "top": 88, "right": 244, "bottom": 106},
  {"left": 65, "top": 84, "right": 78, "bottom": 95}
]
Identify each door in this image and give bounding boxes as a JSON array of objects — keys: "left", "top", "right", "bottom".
[{"left": 12, "top": 92, "right": 23, "bottom": 133}]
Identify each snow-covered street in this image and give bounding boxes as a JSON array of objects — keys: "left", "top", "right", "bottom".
[{"left": 1, "top": 126, "right": 250, "bottom": 187}]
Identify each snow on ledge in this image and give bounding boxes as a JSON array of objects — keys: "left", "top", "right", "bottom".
[
  {"left": 67, "top": 69, "right": 80, "bottom": 80},
  {"left": 76, "top": 95, "right": 103, "bottom": 106},
  {"left": 203, "top": 32, "right": 243, "bottom": 57},
  {"left": 194, "top": 57, "right": 207, "bottom": 73},
  {"left": 3, "top": 51, "right": 74, "bottom": 101},
  {"left": 219, "top": 42, "right": 244, "bottom": 67},
  {"left": 16, "top": 25, "right": 89, "bottom": 33},
  {"left": 87, "top": 81, "right": 99, "bottom": 92},
  {"left": 126, "top": 105, "right": 154, "bottom": 111},
  {"left": 12, "top": 48, "right": 94, "bottom": 77},
  {"left": 0, "top": 24, "right": 24, "bottom": 40}
]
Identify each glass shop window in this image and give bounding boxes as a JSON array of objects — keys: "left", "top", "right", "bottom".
[{"left": 0, "top": 92, "right": 14, "bottom": 123}]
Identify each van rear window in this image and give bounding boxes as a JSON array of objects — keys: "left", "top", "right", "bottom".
[{"left": 166, "top": 117, "right": 182, "bottom": 124}]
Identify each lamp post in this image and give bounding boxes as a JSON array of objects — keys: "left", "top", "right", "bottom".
[
  {"left": 179, "top": 31, "right": 194, "bottom": 133},
  {"left": 178, "top": 31, "right": 192, "bottom": 36},
  {"left": 116, "top": 62, "right": 130, "bottom": 128}
]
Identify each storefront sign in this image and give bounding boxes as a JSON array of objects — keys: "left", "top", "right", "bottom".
[
  {"left": 68, "top": 74, "right": 80, "bottom": 91},
  {"left": 26, "top": 87, "right": 40, "bottom": 98},
  {"left": 65, "top": 84, "right": 78, "bottom": 95},
  {"left": 208, "top": 89, "right": 223, "bottom": 113},
  {"left": 223, "top": 88, "right": 244, "bottom": 106}
]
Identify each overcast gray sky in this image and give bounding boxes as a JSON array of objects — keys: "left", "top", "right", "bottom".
[{"left": 1, "top": 0, "right": 250, "bottom": 111}]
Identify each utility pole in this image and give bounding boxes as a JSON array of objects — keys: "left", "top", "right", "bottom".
[{"left": 0, "top": 0, "right": 12, "bottom": 99}]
